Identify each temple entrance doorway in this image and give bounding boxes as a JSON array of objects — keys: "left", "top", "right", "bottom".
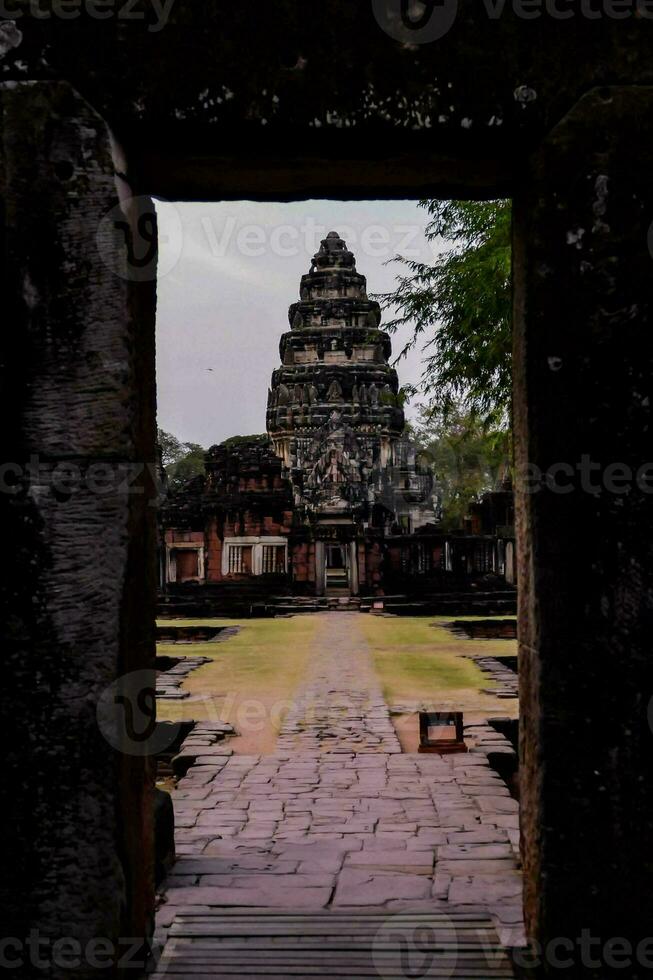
[
  {"left": 318, "top": 539, "right": 360, "bottom": 597},
  {"left": 151, "top": 197, "right": 522, "bottom": 969},
  {"left": 325, "top": 543, "right": 349, "bottom": 595}
]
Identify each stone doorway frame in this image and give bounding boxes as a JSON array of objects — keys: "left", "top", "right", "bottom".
[{"left": 5, "top": 71, "right": 653, "bottom": 978}]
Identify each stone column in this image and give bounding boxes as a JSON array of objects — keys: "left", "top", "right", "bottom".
[
  {"left": 314, "top": 540, "right": 326, "bottom": 595},
  {"left": 514, "top": 88, "right": 653, "bottom": 976},
  {"left": 349, "top": 540, "right": 359, "bottom": 595},
  {"left": 0, "top": 83, "right": 158, "bottom": 975}
]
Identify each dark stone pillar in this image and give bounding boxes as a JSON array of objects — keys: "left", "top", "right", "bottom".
[
  {"left": 0, "top": 82, "right": 158, "bottom": 975},
  {"left": 514, "top": 87, "right": 653, "bottom": 977}
]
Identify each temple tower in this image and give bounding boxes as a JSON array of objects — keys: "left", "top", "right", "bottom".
[
  {"left": 267, "top": 231, "right": 405, "bottom": 513},
  {"left": 266, "top": 231, "right": 413, "bottom": 595}
]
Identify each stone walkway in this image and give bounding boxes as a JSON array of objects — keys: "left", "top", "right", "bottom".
[
  {"left": 155, "top": 613, "right": 524, "bottom": 962},
  {"left": 276, "top": 614, "right": 400, "bottom": 754}
]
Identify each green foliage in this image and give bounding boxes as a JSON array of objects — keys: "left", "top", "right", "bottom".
[
  {"left": 410, "top": 404, "right": 511, "bottom": 531},
  {"left": 158, "top": 429, "right": 186, "bottom": 468},
  {"left": 221, "top": 434, "right": 269, "bottom": 448},
  {"left": 157, "top": 428, "right": 206, "bottom": 492},
  {"left": 377, "top": 200, "right": 512, "bottom": 423}
]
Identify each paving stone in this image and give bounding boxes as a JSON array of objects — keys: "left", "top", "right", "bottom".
[
  {"left": 476, "top": 796, "right": 520, "bottom": 813},
  {"left": 377, "top": 822, "right": 418, "bottom": 833},
  {"left": 156, "top": 612, "right": 524, "bottom": 959},
  {"left": 273, "top": 840, "right": 363, "bottom": 860},
  {"left": 438, "top": 858, "right": 519, "bottom": 874},
  {"left": 460, "top": 783, "right": 511, "bottom": 796},
  {"left": 432, "top": 872, "right": 453, "bottom": 899},
  {"left": 439, "top": 843, "right": 515, "bottom": 860},
  {"left": 345, "top": 849, "right": 434, "bottom": 874},
  {"left": 199, "top": 873, "right": 335, "bottom": 889},
  {"left": 416, "top": 827, "right": 451, "bottom": 843},
  {"left": 164, "top": 884, "right": 332, "bottom": 907},
  {"left": 483, "top": 813, "right": 520, "bottom": 828},
  {"left": 446, "top": 829, "right": 509, "bottom": 844},
  {"left": 448, "top": 873, "right": 523, "bottom": 904},
  {"left": 333, "top": 868, "right": 431, "bottom": 905}
]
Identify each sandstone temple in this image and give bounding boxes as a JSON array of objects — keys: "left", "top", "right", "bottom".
[
  {"left": 10, "top": 13, "right": 650, "bottom": 970},
  {"left": 160, "top": 231, "right": 514, "bottom": 609}
]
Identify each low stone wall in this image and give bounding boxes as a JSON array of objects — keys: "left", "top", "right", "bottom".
[
  {"left": 363, "top": 591, "right": 517, "bottom": 616},
  {"left": 156, "top": 656, "right": 213, "bottom": 700},
  {"left": 156, "top": 625, "right": 238, "bottom": 643},
  {"left": 448, "top": 619, "right": 517, "bottom": 640},
  {"left": 171, "top": 723, "right": 235, "bottom": 778},
  {"left": 472, "top": 656, "right": 519, "bottom": 700},
  {"left": 464, "top": 720, "right": 520, "bottom": 849}
]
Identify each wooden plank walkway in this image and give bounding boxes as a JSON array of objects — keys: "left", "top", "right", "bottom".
[{"left": 152, "top": 909, "right": 515, "bottom": 978}]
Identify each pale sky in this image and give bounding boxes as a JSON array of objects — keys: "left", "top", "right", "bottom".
[{"left": 155, "top": 200, "right": 443, "bottom": 449}]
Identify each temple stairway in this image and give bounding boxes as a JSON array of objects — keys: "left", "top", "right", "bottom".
[{"left": 153, "top": 908, "right": 515, "bottom": 977}]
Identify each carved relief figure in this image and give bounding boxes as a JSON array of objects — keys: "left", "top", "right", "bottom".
[
  {"left": 325, "top": 449, "right": 345, "bottom": 484},
  {"left": 326, "top": 379, "right": 343, "bottom": 402},
  {"left": 382, "top": 383, "right": 395, "bottom": 406}
]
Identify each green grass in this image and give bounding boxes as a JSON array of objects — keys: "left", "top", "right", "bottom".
[
  {"left": 156, "top": 613, "right": 519, "bottom": 744},
  {"left": 156, "top": 617, "right": 317, "bottom": 744},
  {"left": 360, "top": 615, "right": 517, "bottom": 708}
]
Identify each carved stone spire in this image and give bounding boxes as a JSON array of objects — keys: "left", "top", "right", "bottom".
[{"left": 267, "top": 231, "right": 405, "bottom": 517}]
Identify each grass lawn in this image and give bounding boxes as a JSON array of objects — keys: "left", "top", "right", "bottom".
[
  {"left": 156, "top": 616, "right": 318, "bottom": 753},
  {"left": 156, "top": 613, "right": 518, "bottom": 755},
  {"left": 360, "top": 614, "right": 518, "bottom": 721}
]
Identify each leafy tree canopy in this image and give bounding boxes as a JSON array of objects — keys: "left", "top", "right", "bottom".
[
  {"left": 410, "top": 404, "right": 512, "bottom": 532},
  {"left": 157, "top": 428, "right": 206, "bottom": 493},
  {"left": 376, "top": 199, "right": 512, "bottom": 426},
  {"left": 221, "top": 434, "right": 269, "bottom": 448}
]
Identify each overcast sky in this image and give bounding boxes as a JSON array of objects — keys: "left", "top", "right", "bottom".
[{"left": 155, "top": 200, "right": 443, "bottom": 449}]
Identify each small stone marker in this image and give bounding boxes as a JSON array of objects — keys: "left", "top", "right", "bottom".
[{"left": 418, "top": 710, "right": 468, "bottom": 754}]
